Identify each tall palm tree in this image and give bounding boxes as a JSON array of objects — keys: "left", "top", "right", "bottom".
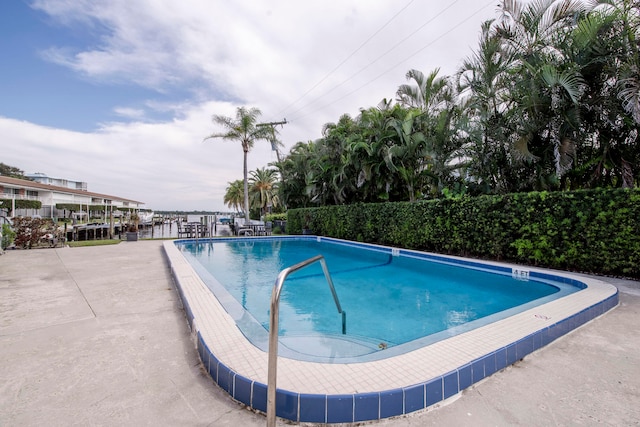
[
  {"left": 457, "top": 19, "right": 515, "bottom": 193},
  {"left": 249, "top": 167, "right": 280, "bottom": 216},
  {"left": 205, "top": 107, "right": 271, "bottom": 224},
  {"left": 491, "top": 0, "right": 591, "bottom": 190},
  {"left": 223, "top": 180, "right": 245, "bottom": 213}
]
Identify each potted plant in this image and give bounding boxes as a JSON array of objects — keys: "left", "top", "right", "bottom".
[{"left": 126, "top": 212, "right": 139, "bottom": 241}]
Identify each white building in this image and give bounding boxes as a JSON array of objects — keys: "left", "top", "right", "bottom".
[
  {"left": 25, "top": 172, "right": 88, "bottom": 191},
  {"left": 0, "top": 175, "right": 144, "bottom": 219}
]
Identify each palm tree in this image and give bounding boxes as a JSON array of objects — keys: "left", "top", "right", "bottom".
[
  {"left": 249, "top": 167, "right": 280, "bottom": 216},
  {"left": 223, "top": 180, "right": 245, "bottom": 213},
  {"left": 489, "top": 0, "right": 592, "bottom": 190},
  {"left": 276, "top": 141, "right": 317, "bottom": 209},
  {"left": 354, "top": 101, "right": 409, "bottom": 202},
  {"left": 386, "top": 109, "right": 429, "bottom": 202},
  {"left": 396, "top": 69, "right": 449, "bottom": 112},
  {"left": 567, "top": 0, "right": 640, "bottom": 188},
  {"left": 205, "top": 107, "right": 271, "bottom": 224}
]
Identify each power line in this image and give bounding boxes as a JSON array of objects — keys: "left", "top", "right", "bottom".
[
  {"left": 283, "top": 0, "right": 464, "bottom": 121},
  {"left": 275, "top": 0, "right": 416, "bottom": 117},
  {"left": 286, "top": 0, "right": 496, "bottom": 122},
  {"left": 257, "top": 119, "right": 288, "bottom": 162}
]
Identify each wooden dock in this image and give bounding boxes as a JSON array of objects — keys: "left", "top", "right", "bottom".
[{"left": 65, "top": 223, "right": 126, "bottom": 241}]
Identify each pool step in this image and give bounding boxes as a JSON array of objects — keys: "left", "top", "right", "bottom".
[{"left": 278, "top": 332, "right": 396, "bottom": 361}]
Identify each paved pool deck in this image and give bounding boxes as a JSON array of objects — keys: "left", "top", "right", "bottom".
[{"left": 1, "top": 240, "right": 638, "bottom": 426}]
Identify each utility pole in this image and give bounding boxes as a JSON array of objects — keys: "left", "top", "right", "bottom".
[
  {"left": 257, "top": 119, "right": 287, "bottom": 163},
  {"left": 257, "top": 119, "right": 288, "bottom": 211}
]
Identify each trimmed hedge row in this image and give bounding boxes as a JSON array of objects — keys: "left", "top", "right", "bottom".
[
  {"left": 287, "top": 189, "right": 640, "bottom": 278},
  {"left": 0, "top": 199, "right": 42, "bottom": 210}
]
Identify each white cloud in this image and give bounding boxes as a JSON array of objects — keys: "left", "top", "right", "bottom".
[
  {"left": 1, "top": 100, "right": 279, "bottom": 211},
  {"left": 113, "top": 107, "right": 146, "bottom": 119},
  {"left": 7, "top": 0, "right": 498, "bottom": 211}
]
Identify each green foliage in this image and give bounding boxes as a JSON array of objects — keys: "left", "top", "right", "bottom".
[
  {"left": 0, "top": 199, "right": 42, "bottom": 210},
  {"left": 0, "top": 163, "right": 30, "bottom": 179},
  {"left": 275, "top": 2, "right": 640, "bottom": 213},
  {"left": 2, "top": 223, "right": 15, "bottom": 249},
  {"left": 55, "top": 203, "right": 81, "bottom": 211},
  {"left": 288, "top": 189, "right": 640, "bottom": 278},
  {"left": 265, "top": 213, "right": 286, "bottom": 222}
]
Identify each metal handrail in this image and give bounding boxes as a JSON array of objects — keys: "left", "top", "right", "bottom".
[{"left": 266, "top": 254, "right": 345, "bottom": 427}]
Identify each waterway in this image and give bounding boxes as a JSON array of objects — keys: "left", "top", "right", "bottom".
[{"left": 137, "top": 215, "right": 233, "bottom": 239}]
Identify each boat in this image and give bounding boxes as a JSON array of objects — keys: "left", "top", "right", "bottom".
[{"left": 138, "top": 211, "right": 155, "bottom": 226}]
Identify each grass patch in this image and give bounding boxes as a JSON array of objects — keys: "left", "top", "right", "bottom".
[{"left": 67, "top": 239, "right": 122, "bottom": 247}]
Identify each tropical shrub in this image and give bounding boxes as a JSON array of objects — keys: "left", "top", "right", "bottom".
[{"left": 1, "top": 223, "right": 15, "bottom": 249}]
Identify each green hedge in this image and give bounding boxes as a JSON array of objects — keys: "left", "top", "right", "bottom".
[
  {"left": 0, "top": 199, "right": 42, "bottom": 210},
  {"left": 265, "top": 213, "right": 287, "bottom": 222},
  {"left": 288, "top": 189, "right": 640, "bottom": 278}
]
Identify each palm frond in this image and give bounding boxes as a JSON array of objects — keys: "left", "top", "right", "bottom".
[
  {"left": 541, "top": 64, "right": 584, "bottom": 103},
  {"left": 556, "top": 137, "right": 576, "bottom": 176},
  {"left": 618, "top": 67, "right": 640, "bottom": 124},
  {"left": 513, "top": 133, "right": 540, "bottom": 162}
]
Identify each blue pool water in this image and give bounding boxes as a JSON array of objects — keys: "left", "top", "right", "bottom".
[{"left": 177, "top": 237, "right": 577, "bottom": 362}]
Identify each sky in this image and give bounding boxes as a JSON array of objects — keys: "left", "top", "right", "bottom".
[{"left": 1, "top": 0, "right": 500, "bottom": 212}]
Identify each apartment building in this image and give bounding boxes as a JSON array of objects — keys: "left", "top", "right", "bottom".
[{"left": 0, "top": 175, "right": 144, "bottom": 219}]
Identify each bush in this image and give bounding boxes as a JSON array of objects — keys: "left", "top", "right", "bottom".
[
  {"left": 287, "top": 189, "right": 640, "bottom": 278},
  {"left": 2, "top": 223, "right": 15, "bottom": 249},
  {"left": 265, "top": 213, "right": 287, "bottom": 222},
  {"left": 12, "top": 217, "right": 63, "bottom": 249}
]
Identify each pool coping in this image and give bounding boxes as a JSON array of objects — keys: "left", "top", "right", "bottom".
[{"left": 163, "top": 237, "right": 619, "bottom": 424}]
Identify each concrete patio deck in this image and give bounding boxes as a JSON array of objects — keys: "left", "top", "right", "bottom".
[{"left": 1, "top": 240, "right": 638, "bottom": 426}]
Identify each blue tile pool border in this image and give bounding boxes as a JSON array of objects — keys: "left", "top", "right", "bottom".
[{"left": 166, "top": 236, "right": 619, "bottom": 424}]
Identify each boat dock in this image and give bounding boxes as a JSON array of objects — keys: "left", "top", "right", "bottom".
[
  {"left": 62, "top": 214, "right": 232, "bottom": 241},
  {"left": 64, "top": 223, "right": 126, "bottom": 241}
]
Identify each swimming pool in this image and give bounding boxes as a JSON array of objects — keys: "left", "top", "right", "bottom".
[
  {"left": 164, "top": 236, "right": 618, "bottom": 423},
  {"left": 177, "top": 238, "right": 577, "bottom": 363}
]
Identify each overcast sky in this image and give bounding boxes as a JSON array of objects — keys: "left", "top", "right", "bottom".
[{"left": 1, "top": 0, "right": 499, "bottom": 212}]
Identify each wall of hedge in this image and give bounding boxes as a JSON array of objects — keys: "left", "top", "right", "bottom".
[{"left": 287, "top": 189, "right": 640, "bottom": 278}]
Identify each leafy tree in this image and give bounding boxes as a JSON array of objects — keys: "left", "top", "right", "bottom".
[
  {"left": 565, "top": 0, "right": 640, "bottom": 188},
  {"left": 275, "top": 141, "right": 317, "bottom": 209},
  {"left": 348, "top": 100, "right": 403, "bottom": 202},
  {"left": 0, "top": 163, "right": 30, "bottom": 180},
  {"left": 269, "top": 0, "right": 640, "bottom": 208}
]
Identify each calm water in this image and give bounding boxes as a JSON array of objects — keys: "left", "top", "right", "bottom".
[
  {"left": 137, "top": 215, "right": 232, "bottom": 239},
  {"left": 177, "top": 238, "right": 572, "bottom": 361}
]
